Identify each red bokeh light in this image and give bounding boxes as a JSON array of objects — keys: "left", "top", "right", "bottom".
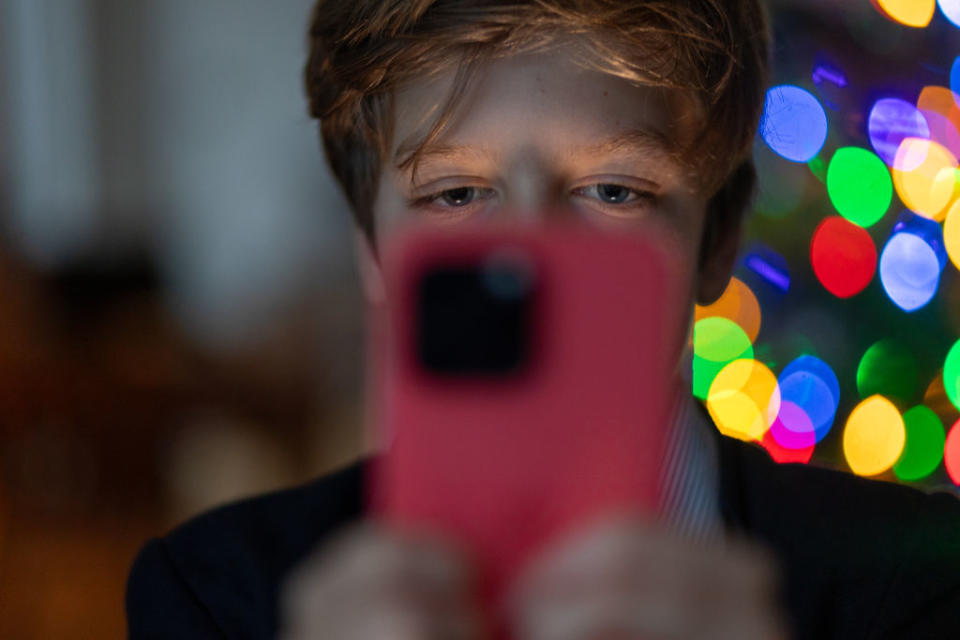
[
  {"left": 810, "top": 216, "right": 878, "bottom": 298},
  {"left": 946, "top": 418, "right": 960, "bottom": 485},
  {"left": 761, "top": 430, "right": 815, "bottom": 464}
]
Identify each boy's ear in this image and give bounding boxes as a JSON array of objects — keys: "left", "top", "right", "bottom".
[
  {"left": 354, "top": 228, "right": 387, "bottom": 306},
  {"left": 696, "top": 160, "right": 755, "bottom": 305}
]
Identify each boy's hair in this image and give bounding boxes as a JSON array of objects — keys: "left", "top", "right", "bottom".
[{"left": 305, "top": 0, "right": 770, "bottom": 245}]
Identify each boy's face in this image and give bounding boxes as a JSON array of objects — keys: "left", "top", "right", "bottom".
[{"left": 363, "top": 46, "right": 743, "bottom": 310}]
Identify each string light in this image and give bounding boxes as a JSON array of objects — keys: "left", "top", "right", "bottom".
[
  {"left": 692, "top": 317, "right": 754, "bottom": 400},
  {"left": 893, "top": 406, "right": 945, "bottom": 481},
  {"left": 869, "top": 99, "right": 931, "bottom": 167},
  {"left": 873, "top": 0, "right": 936, "bottom": 28},
  {"left": 707, "top": 359, "right": 780, "bottom": 442},
  {"left": 843, "top": 396, "right": 906, "bottom": 477},
  {"left": 760, "top": 85, "right": 828, "bottom": 163},
  {"left": 826, "top": 147, "right": 892, "bottom": 227},
  {"left": 810, "top": 217, "right": 877, "bottom": 298},
  {"left": 891, "top": 138, "right": 958, "bottom": 221}
]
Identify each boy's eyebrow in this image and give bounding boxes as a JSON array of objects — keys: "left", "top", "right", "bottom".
[
  {"left": 392, "top": 127, "right": 676, "bottom": 170},
  {"left": 575, "top": 127, "right": 677, "bottom": 158}
]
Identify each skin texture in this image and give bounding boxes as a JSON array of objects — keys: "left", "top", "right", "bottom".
[
  {"left": 356, "top": 46, "right": 743, "bottom": 311},
  {"left": 282, "top": 47, "right": 785, "bottom": 640}
]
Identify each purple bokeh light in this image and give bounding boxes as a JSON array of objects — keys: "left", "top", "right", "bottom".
[{"left": 868, "top": 98, "right": 931, "bottom": 166}]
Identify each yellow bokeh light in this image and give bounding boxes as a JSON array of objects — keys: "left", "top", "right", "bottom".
[
  {"left": 706, "top": 359, "right": 780, "bottom": 442},
  {"left": 875, "top": 0, "right": 935, "bottom": 28},
  {"left": 694, "top": 277, "right": 762, "bottom": 343},
  {"left": 947, "top": 199, "right": 960, "bottom": 272},
  {"left": 892, "top": 138, "right": 959, "bottom": 220},
  {"left": 843, "top": 395, "right": 906, "bottom": 476}
]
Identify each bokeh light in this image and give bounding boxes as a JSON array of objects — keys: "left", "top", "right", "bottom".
[
  {"left": 744, "top": 246, "right": 791, "bottom": 292},
  {"left": 810, "top": 217, "right": 877, "bottom": 298},
  {"left": 808, "top": 155, "right": 827, "bottom": 183},
  {"left": 843, "top": 395, "right": 906, "bottom": 476},
  {"left": 952, "top": 55, "right": 960, "bottom": 100},
  {"left": 890, "top": 210, "right": 948, "bottom": 266},
  {"left": 924, "top": 370, "right": 960, "bottom": 425},
  {"left": 879, "top": 230, "right": 942, "bottom": 311},
  {"left": 769, "top": 400, "right": 816, "bottom": 449},
  {"left": 857, "top": 339, "right": 918, "bottom": 405},
  {"left": 945, "top": 339, "right": 960, "bottom": 411},
  {"left": 945, "top": 198, "right": 960, "bottom": 270},
  {"left": 946, "top": 419, "right": 960, "bottom": 485},
  {"left": 692, "top": 317, "right": 754, "bottom": 400},
  {"left": 873, "top": 0, "right": 936, "bottom": 27},
  {"left": 706, "top": 359, "right": 781, "bottom": 442},
  {"left": 694, "top": 277, "right": 762, "bottom": 343},
  {"left": 893, "top": 405, "right": 945, "bottom": 481},
  {"left": 943, "top": 0, "right": 960, "bottom": 28},
  {"left": 891, "top": 138, "right": 959, "bottom": 220},
  {"left": 760, "top": 85, "right": 828, "bottom": 163},
  {"left": 917, "top": 86, "right": 960, "bottom": 159},
  {"left": 868, "top": 98, "right": 931, "bottom": 167},
  {"left": 826, "top": 147, "right": 892, "bottom": 227},
  {"left": 770, "top": 355, "right": 840, "bottom": 448},
  {"left": 761, "top": 429, "right": 815, "bottom": 464},
  {"left": 812, "top": 60, "right": 847, "bottom": 89}
]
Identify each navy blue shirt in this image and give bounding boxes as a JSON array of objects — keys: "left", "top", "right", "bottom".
[{"left": 126, "top": 433, "right": 960, "bottom": 639}]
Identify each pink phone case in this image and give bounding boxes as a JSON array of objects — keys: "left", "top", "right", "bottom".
[{"left": 367, "top": 222, "right": 686, "bottom": 635}]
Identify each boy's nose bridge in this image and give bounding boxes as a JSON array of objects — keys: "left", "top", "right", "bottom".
[{"left": 498, "top": 148, "right": 572, "bottom": 222}]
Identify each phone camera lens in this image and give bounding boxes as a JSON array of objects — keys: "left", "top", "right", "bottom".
[{"left": 482, "top": 251, "right": 535, "bottom": 301}]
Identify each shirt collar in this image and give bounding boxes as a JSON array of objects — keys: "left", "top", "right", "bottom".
[{"left": 658, "top": 392, "right": 725, "bottom": 545}]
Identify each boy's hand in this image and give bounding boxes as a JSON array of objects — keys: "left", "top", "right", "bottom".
[
  {"left": 506, "top": 517, "right": 789, "bottom": 640},
  {"left": 279, "top": 523, "right": 482, "bottom": 640}
]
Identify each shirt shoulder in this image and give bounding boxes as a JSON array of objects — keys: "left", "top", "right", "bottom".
[
  {"left": 126, "top": 459, "right": 366, "bottom": 640},
  {"left": 720, "top": 435, "right": 960, "bottom": 639}
]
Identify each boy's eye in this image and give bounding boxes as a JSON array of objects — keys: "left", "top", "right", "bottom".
[
  {"left": 410, "top": 186, "right": 497, "bottom": 214},
  {"left": 439, "top": 187, "right": 480, "bottom": 207},
  {"left": 578, "top": 183, "right": 648, "bottom": 205}
]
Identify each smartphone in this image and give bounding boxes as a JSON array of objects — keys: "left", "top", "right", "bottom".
[{"left": 366, "top": 221, "right": 687, "bottom": 633}]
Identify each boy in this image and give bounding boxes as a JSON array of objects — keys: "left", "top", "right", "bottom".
[{"left": 127, "top": 2, "right": 960, "bottom": 638}]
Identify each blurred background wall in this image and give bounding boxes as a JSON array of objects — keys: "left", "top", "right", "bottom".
[
  {"left": 0, "top": 1, "right": 365, "bottom": 637},
  {"left": 0, "top": 0, "right": 959, "bottom": 638}
]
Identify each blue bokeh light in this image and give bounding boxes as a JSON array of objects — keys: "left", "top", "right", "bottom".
[
  {"left": 771, "top": 355, "right": 840, "bottom": 449},
  {"left": 744, "top": 247, "right": 791, "bottom": 292},
  {"left": 760, "top": 85, "right": 829, "bottom": 163},
  {"left": 879, "top": 231, "right": 943, "bottom": 312},
  {"left": 952, "top": 56, "right": 960, "bottom": 104},
  {"left": 891, "top": 211, "right": 948, "bottom": 269}
]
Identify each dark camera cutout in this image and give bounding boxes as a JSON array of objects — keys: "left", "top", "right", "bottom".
[{"left": 417, "top": 252, "right": 537, "bottom": 376}]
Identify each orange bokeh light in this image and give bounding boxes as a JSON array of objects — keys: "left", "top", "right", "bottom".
[{"left": 694, "top": 277, "right": 762, "bottom": 343}]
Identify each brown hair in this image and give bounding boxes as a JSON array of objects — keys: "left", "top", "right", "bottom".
[{"left": 305, "top": 0, "right": 770, "bottom": 244}]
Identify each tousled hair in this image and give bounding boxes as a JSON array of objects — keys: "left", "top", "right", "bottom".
[{"left": 305, "top": 0, "right": 770, "bottom": 244}]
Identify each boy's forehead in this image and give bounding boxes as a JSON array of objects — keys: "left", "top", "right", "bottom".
[{"left": 390, "top": 49, "right": 702, "bottom": 175}]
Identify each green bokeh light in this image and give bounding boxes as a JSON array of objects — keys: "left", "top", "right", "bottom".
[
  {"left": 946, "top": 339, "right": 960, "bottom": 412},
  {"left": 856, "top": 339, "right": 918, "bottom": 405},
  {"left": 808, "top": 155, "right": 827, "bottom": 183},
  {"left": 826, "top": 146, "right": 893, "bottom": 228},
  {"left": 692, "top": 317, "right": 754, "bottom": 400},
  {"left": 893, "top": 405, "right": 945, "bottom": 481}
]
